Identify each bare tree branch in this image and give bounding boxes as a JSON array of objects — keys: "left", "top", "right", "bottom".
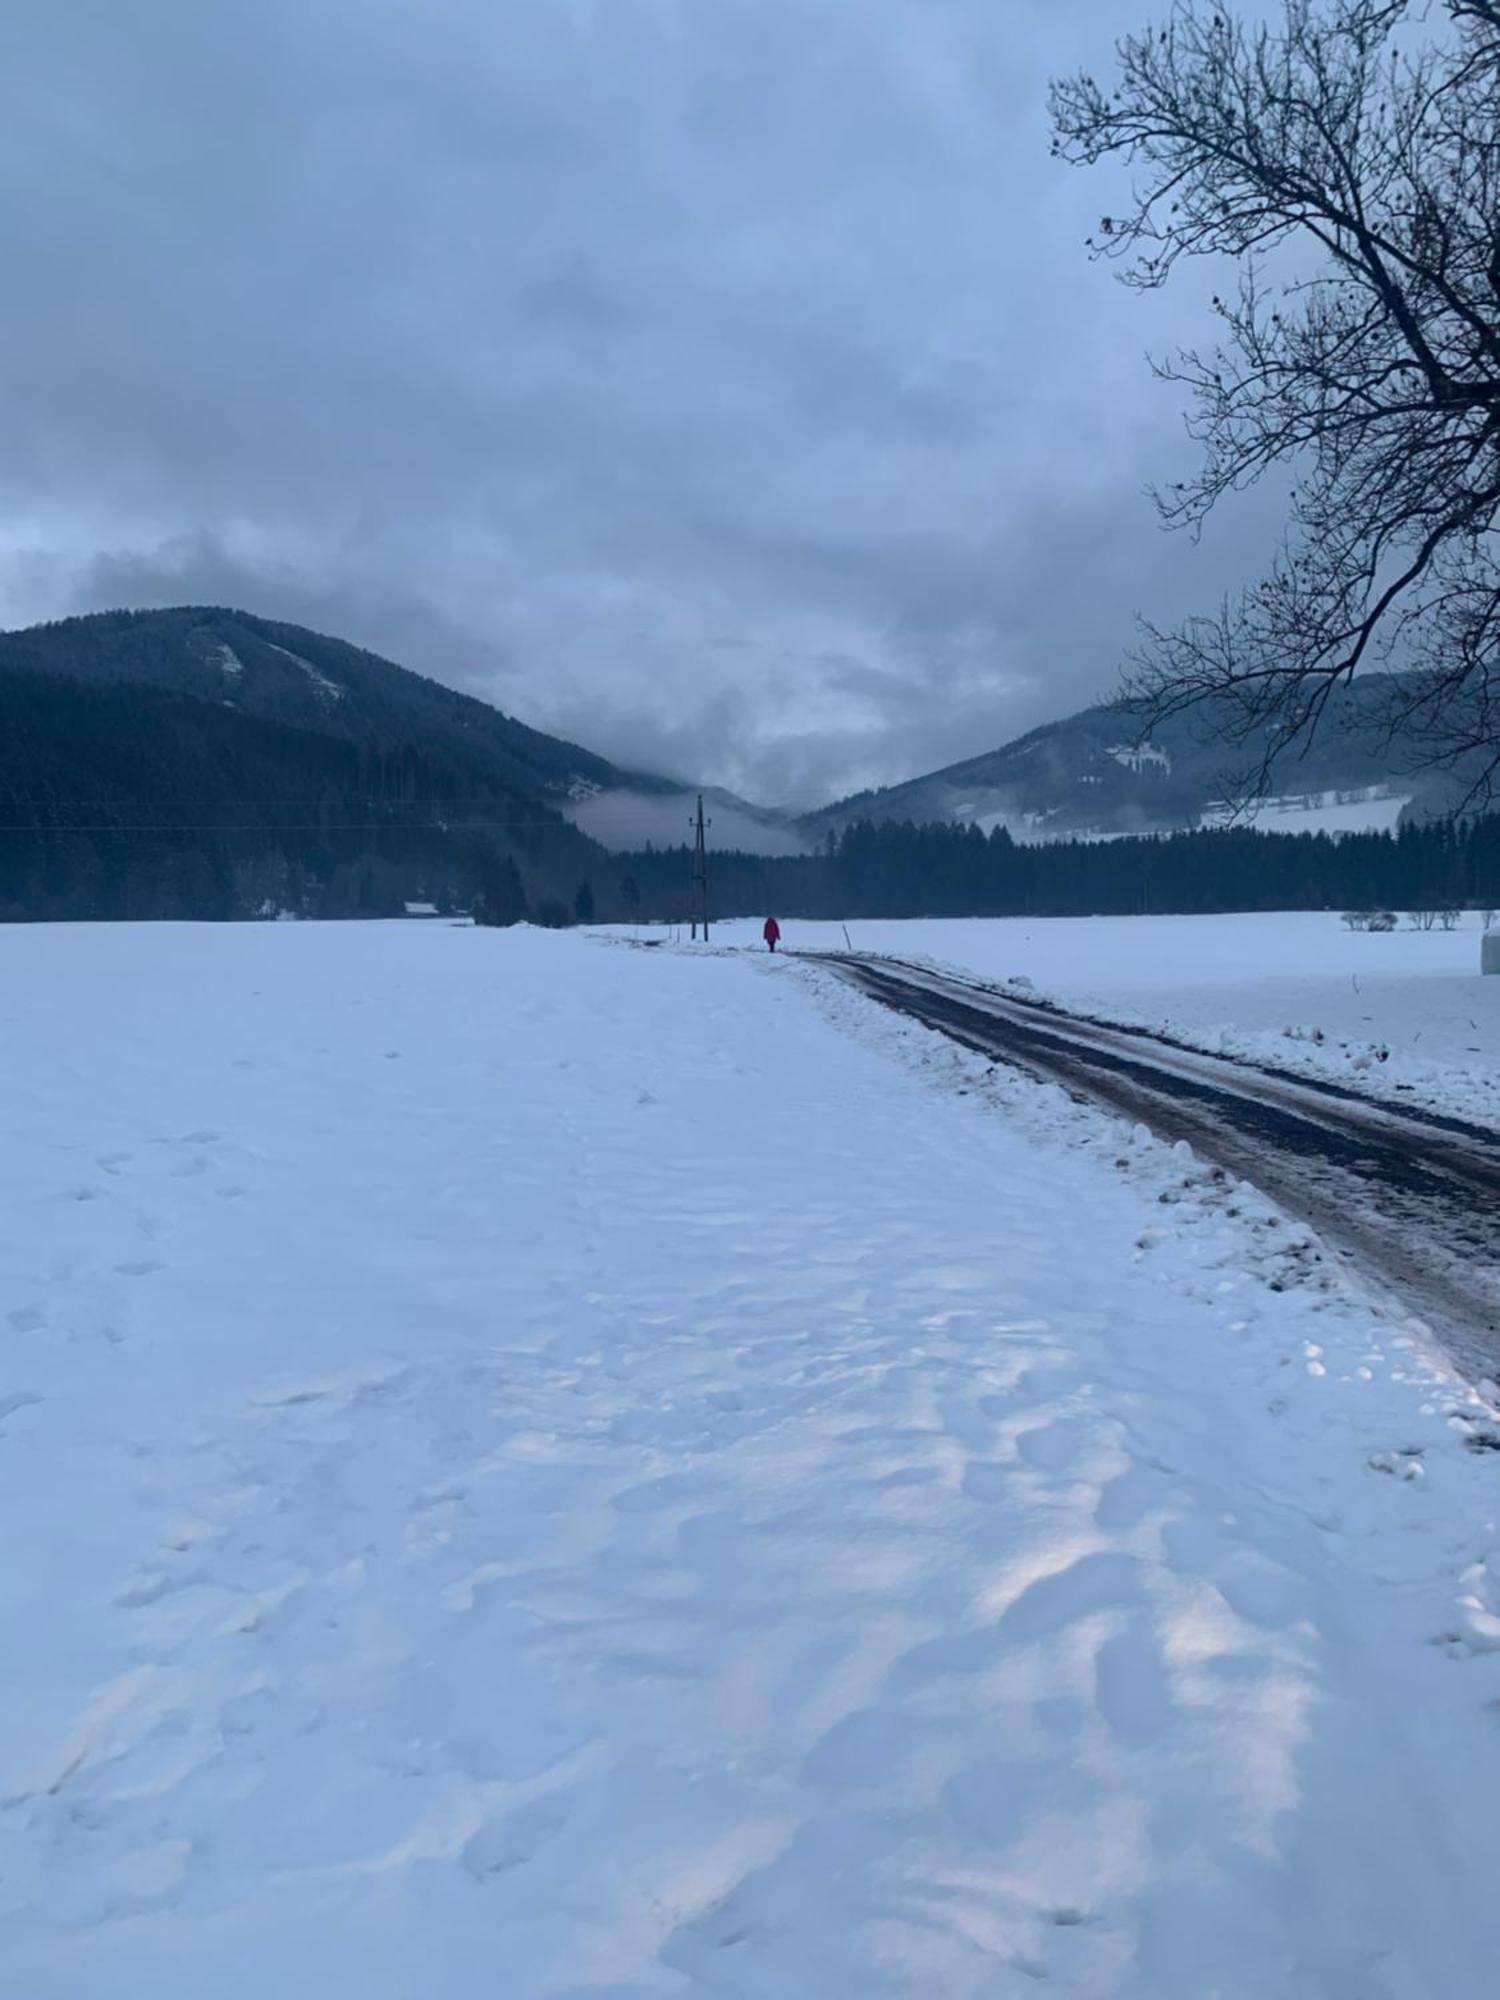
[{"left": 1051, "top": 0, "right": 1500, "bottom": 802}]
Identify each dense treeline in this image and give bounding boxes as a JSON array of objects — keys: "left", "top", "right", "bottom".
[
  {"left": 4, "top": 667, "right": 1498, "bottom": 924},
  {"left": 0, "top": 669, "right": 603, "bottom": 923},
  {"left": 617, "top": 813, "right": 1500, "bottom": 924}
]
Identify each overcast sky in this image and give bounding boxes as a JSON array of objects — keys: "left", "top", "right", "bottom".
[{"left": 0, "top": 0, "right": 1281, "bottom": 805}]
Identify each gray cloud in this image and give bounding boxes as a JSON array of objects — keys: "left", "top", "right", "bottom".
[{"left": 0, "top": 0, "right": 1275, "bottom": 805}]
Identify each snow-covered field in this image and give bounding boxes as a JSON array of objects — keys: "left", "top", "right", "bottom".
[
  {"left": 1200, "top": 788, "right": 1411, "bottom": 837},
  {"left": 5, "top": 921, "right": 1500, "bottom": 1997},
  {"left": 716, "top": 910, "right": 1500, "bottom": 1130}
]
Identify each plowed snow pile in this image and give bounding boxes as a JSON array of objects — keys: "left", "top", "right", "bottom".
[{"left": 3, "top": 922, "right": 1499, "bottom": 1998}]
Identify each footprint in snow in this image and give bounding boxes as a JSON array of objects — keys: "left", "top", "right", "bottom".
[
  {"left": 961, "top": 1460, "right": 1009, "bottom": 1503},
  {"left": 1015, "top": 1414, "right": 1106, "bottom": 1478},
  {"left": 7, "top": 1305, "right": 47, "bottom": 1332},
  {"left": 250, "top": 1367, "right": 408, "bottom": 1413},
  {"left": 220, "top": 1574, "right": 306, "bottom": 1635},
  {"left": 1368, "top": 1448, "right": 1425, "bottom": 1481},
  {"left": 995, "top": 1551, "right": 1144, "bottom": 1646},
  {"left": 114, "top": 1568, "right": 183, "bottom": 1609},
  {"left": 1095, "top": 1615, "right": 1175, "bottom": 1746},
  {"left": 1094, "top": 1459, "right": 1170, "bottom": 1533},
  {"left": 461, "top": 1799, "right": 567, "bottom": 1881}
]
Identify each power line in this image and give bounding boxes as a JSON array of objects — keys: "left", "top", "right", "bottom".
[
  {"left": 0, "top": 795, "right": 575, "bottom": 810},
  {"left": 0, "top": 815, "right": 592, "bottom": 835}
]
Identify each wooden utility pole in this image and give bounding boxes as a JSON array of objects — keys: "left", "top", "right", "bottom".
[{"left": 689, "top": 794, "right": 710, "bottom": 941}]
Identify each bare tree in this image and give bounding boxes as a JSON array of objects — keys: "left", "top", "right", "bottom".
[{"left": 1051, "top": 1, "right": 1500, "bottom": 796}]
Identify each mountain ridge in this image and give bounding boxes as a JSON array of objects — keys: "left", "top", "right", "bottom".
[
  {"left": 0, "top": 605, "right": 687, "bottom": 921},
  {"left": 802, "top": 678, "right": 1463, "bottom": 843},
  {"left": 1, "top": 607, "right": 1479, "bottom": 870},
  {"left": 0, "top": 605, "right": 675, "bottom": 807}
]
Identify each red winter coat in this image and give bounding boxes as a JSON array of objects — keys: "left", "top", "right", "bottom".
[{"left": 763, "top": 917, "right": 781, "bottom": 945}]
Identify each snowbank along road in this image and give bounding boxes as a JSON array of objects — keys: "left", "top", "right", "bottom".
[{"left": 819, "top": 953, "right": 1500, "bottom": 1377}]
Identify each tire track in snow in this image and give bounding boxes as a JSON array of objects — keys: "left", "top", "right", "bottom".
[{"left": 818, "top": 952, "right": 1500, "bottom": 1377}]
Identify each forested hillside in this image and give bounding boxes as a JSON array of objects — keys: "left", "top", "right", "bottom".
[
  {"left": 0, "top": 606, "right": 664, "bottom": 805},
  {"left": 804, "top": 678, "right": 1470, "bottom": 843},
  {"left": 0, "top": 667, "right": 607, "bottom": 922},
  {"left": 0, "top": 607, "right": 674, "bottom": 921}
]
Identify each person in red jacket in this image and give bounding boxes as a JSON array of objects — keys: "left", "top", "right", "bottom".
[{"left": 762, "top": 916, "right": 781, "bottom": 953}]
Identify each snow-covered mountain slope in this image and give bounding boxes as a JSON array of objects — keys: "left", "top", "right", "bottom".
[
  {"left": 4, "top": 921, "right": 1500, "bottom": 1996},
  {"left": 805, "top": 680, "right": 1461, "bottom": 843},
  {"left": 1198, "top": 785, "right": 1410, "bottom": 836}
]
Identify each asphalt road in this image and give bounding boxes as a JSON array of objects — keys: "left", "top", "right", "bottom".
[{"left": 819, "top": 952, "right": 1500, "bottom": 1379}]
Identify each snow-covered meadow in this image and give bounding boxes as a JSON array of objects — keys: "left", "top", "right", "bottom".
[
  {"left": 4, "top": 920, "right": 1500, "bottom": 1997},
  {"left": 715, "top": 909, "right": 1500, "bottom": 1130}
]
